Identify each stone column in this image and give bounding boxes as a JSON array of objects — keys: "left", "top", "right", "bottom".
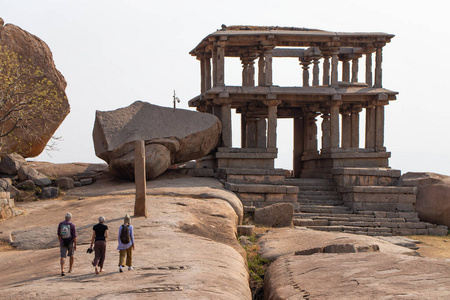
[
  {"left": 365, "top": 51, "right": 373, "bottom": 87},
  {"left": 241, "top": 56, "right": 256, "bottom": 87},
  {"left": 331, "top": 50, "right": 339, "bottom": 87},
  {"left": 312, "top": 57, "right": 320, "bottom": 86},
  {"left": 134, "top": 140, "right": 147, "bottom": 217},
  {"left": 374, "top": 43, "right": 384, "bottom": 88},
  {"left": 212, "top": 46, "right": 218, "bottom": 87},
  {"left": 300, "top": 58, "right": 311, "bottom": 87},
  {"left": 330, "top": 104, "right": 340, "bottom": 149},
  {"left": 293, "top": 117, "right": 304, "bottom": 177},
  {"left": 350, "top": 110, "right": 360, "bottom": 148},
  {"left": 256, "top": 118, "right": 267, "bottom": 148},
  {"left": 258, "top": 54, "right": 265, "bottom": 86},
  {"left": 216, "top": 41, "right": 226, "bottom": 87},
  {"left": 221, "top": 103, "right": 232, "bottom": 147},
  {"left": 266, "top": 100, "right": 278, "bottom": 148},
  {"left": 264, "top": 48, "right": 273, "bottom": 86},
  {"left": 200, "top": 57, "right": 206, "bottom": 93},
  {"left": 241, "top": 113, "right": 247, "bottom": 148},
  {"left": 351, "top": 57, "right": 359, "bottom": 83},
  {"left": 246, "top": 117, "right": 257, "bottom": 148},
  {"left": 340, "top": 55, "right": 350, "bottom": 82},
  {"left": 321, "top": 113, "right": 331, "bottom": 151},
  {"left": 341, "top": 112, "right": 351, "bottom": 149},
  {"left": 375, "top": 105, "right": 385, "bottom": 150},
  {"left": 322, "top": 54, "right": 331, "bottom": 86},
  {"left": 365, "top": 106, "right": 376, "bottom": 148},
  {"left": 205, "top": 55, "right": 212, "bottom": 90},
  {"left": 303, "top": 112, "right": 318, "bottom": 154}
]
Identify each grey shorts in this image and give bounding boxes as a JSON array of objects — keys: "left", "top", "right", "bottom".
[{"left": 60, "top": 243, "right": 74, "bottom": 258}]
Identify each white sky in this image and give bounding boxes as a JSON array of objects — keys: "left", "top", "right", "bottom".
[{"left": 1, "top": 0, "right": 449, "bottom": 175}]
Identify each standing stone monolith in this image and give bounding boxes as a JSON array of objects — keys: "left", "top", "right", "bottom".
[{"left": 134, "top": 140, "right": 147, "bottom": 217}]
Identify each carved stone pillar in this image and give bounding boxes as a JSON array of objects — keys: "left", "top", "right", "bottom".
[
  {"left": 365, "top": 51, "right": 373, "bottom": 87},
  {"left": 264, "top": 48, "right": 274, "bottom": 87},
  {"left": 200, "top": 56, "right": 212, "bottom": 93},
  {"left": 221, "top": 102, "right": 232, "bottom": 147},
  {"left": 258, "top": 54, "right": 265, "bottom": 86},
  {"left": 350, "top": 110, "right": 360, "bottom": 148},
  {"left": 330, "top": 104, "right": 340, "bottom": 149},
  {"left": 351, "top": 57, "right": 359, "bottom": 83},
  {"left": 375, "top": 105, "right": 385, "bottom": 150},
  {"left": 341, "top": 58, "right": 351, "bottom": 82},
  {"left": 304, "top": 112, "right": 318, "bottom": 154},
  {"left": 365, "top": 106, "right": 376, "bottom": 149},
  {"left": 216, "top": 40, "right": 226, "bottom": 87},
  {"left": 341, "top": 112, "right": 351, "bottom": 148},
  {"left": 212, "top": 46, "right": 217, "bottom": 87},
  {"left": 321, "top": 113, "right": 331, "bottom": 151},
  {"left": 267, "top": 102, "right": 278, "bottom": 148},
  {"left": 246, "top": 117, "right": 257, "bottom": 148},
  {"left": 293, "top": 117, "right": 304, "bottom": 177},
  {"left": 374, "top": 43, "right": 385, "bottom": 88},
  {"left": 322, "top": 54, "right": 331, "bottom": 86},
  {"left": 300, "top": 58, "right": 311, "bottom": 87},
  {"left": 312, "top": 57, "right": 320, "bottom": 86},
  {"left": 331, "top": 50, "right": 339, "bottom": 87},
  {"left": 256, "top": 118, "right": 267, "bottom": 148}
]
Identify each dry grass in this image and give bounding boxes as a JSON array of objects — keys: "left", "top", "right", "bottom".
[{"left": 409, "top": 235, "right": 450, "bottom": 259}]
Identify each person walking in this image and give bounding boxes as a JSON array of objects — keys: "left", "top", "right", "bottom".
[
  {"left": 57, "top": 212, "right": 77, "bottom": 276},
  {"left": 117, "top": 214, "right": 134, "bottom": 272},
  {"left": 90, "top": 216, "right": 108, "bottom": 274}
]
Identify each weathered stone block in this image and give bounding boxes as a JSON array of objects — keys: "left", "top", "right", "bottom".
[
  {"left": 428, "top": 227, "right": 448, "bottom": 236},
  {"left": 56, "top": 177, "right": 75, "bottom": 190},
  {"left": 396, "top": 203, "right": 415, "bottom": 212},
  {"left": 254, "top": 203, "right": 293, "bottom": 227}
]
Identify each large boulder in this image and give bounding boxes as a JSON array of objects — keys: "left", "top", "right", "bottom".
[
  {"left": 0, "top": 18, "right": 69, "bottom": 157},
  {"left": 93, "top": 101, "right": 221, "bottom": 179},
  {"left": 400, "top": 172, "right": 450, "bottom": 228},
  {"left": 0, "top": 153, "right": 26, "bottom": 175}
]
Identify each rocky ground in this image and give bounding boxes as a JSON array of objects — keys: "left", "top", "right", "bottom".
[{"left": 1, "top": 164, "right": 450, "bottom": 299}]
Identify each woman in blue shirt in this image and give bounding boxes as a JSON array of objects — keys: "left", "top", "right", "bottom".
[{"left": 117, "top": 214, "right": 134, "bottom": 272}]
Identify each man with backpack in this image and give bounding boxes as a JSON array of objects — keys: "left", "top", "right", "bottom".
[
  {"left": 117, "top": 214, "right": 134, "bottom": 272},
  {"left": 57, "top": 212, "right": 77, "bottom": 276}
]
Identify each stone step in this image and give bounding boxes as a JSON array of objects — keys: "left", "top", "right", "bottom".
[
  {"left": 298, "top": 194, "right": 342, "bottom": 201},
  {"left": 297, "top": 199, "right": 344, "bottom": 206},
  {"left": 304, "top": 225, "right": 393, "bottom": 236},
  {"left": 297, "top": 189, "right": 340, "bottom": 196},
  {"left": 225, "top": 182, "right": 299, "bottom": 194},
  {"left": 298, "top": 205, "right": 352, "bottom": 214},
  {"left": 295, "top": 185, "right": 338, "bottom": 192},
  {"left": 285, "top": 178, "right": 336, "bottom": 187}
]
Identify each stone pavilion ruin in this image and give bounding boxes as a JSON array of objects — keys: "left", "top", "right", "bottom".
[{"left": 188, "top": 25, "right": 447, "bottom": 236}]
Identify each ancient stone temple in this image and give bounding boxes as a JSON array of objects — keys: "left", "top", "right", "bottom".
[{"left": 188, "top": 25, "right": 447, "bottom": 236}]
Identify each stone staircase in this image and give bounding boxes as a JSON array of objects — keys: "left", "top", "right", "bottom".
[{"left": 287, "top": 178, "right": 448, "bottom": 236}]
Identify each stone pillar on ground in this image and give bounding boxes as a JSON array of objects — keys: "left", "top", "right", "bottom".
[
  {"left": 134, "top": 140, "right": 147, "bottom": 217},
  {"left": 293, "top": 117, "right": 304, "bottom": 177}
]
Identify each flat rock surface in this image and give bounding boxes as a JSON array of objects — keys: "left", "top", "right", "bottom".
[
  {"left": 261, "top": 227, "right": 450, "bottom": 299},
  {"left": 0, "top": 175, "right": 250, "bottom": 299}
]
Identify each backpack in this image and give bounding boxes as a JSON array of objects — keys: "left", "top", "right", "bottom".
[
  {"left": 120, "top": 225, "right": 130, "bottom": 244},
  {"left": 60, "top": 224, "right": 71, "bottom": 247},
  {"left": 60, "top": 224, "right": 71, "bottom": 239}
]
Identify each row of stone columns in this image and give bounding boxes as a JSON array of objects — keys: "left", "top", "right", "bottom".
[{"left": 199, "top": 44, "right": 385, "bottom": 90}]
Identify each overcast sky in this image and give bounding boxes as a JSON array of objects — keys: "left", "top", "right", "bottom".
[{"left": 1, "top": 0, "right": 449, "bottom": 175}]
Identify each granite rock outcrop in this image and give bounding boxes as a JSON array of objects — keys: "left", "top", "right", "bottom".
[{"left": 93, "top": 101, "right": 221, "bottom": 179}]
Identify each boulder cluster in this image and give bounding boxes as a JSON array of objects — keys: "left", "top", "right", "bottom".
[{"left": 0, "top": 153, "right": 96, "bottom": 220}]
